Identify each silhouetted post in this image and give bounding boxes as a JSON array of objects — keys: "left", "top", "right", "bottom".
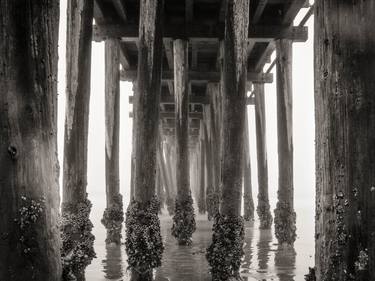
[
  {"left": 274, "top": 39, "right": 296, "bottom": 246},
  {"left": 61, "top": 0, "right": 95, "bottom": 279},
  {"left": 207, "top": 1, "right": 249, "bottom": 280},
  {"left": 171, "top": 39, "right": 196, "bottom": 245},
  {"left": 101, "top": 39, "right": 124, "bottom": 245},
  {"left": 314, "top": 1, "right": 375, "bottom": 280},
  {"left": 244, "top": 112, "right": 254, "bottom": 221},
  {"left": 203, "top": 117, "right": 215, "bottom": 220},
  {"left": 0, "top": 1, "right": 61, "bottom": 280},
  {"left": 124, "top": 0, "right": 164, "bottom": 280},
  {"left": 254, "top": 83, "right": 273, "bottom": 229},
  {"left": 198, "top": 122, "right": 207, "bottom": 214}
]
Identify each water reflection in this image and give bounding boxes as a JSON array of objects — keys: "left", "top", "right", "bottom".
[
  {"left": 88, "top": 214, "right": 311, "bottom": 281},
  {"left": 102, "top": 243, "right": 124, "bottom": 280},
  {"left": 274, "top": 245, "right": 296, "bottom": 281}
]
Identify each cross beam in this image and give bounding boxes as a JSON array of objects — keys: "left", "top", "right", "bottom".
[
  {"left": 121, "top": 69, "right": 273, "bottom": 83},
  {"left": 93, "top": 24, "right": 308, "bottom": 43}
]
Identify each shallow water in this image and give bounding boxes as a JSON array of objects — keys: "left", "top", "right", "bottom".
[{"left": 86, "top": 205, "right": 314, "bottom": 281}]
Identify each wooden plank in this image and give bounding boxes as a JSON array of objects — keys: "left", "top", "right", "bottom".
[
  {"left": 111, "top": 0, "right": 127, "bottom": 22},
  {"left": 253, "top": 41, "right": 275, "bottom": 72},
  {"left": 121, "top": 69, "right": 273, "bottom": 83},
  {"left": 252, "top": 0, "right": 268, "bottom": 24},
  {"left": 129, "top": 94, "right": 209, "bottom": 104},
  {"left": 282, "top": 0, "right": 306, "bottom": 25},
  {"left": 93, "top": 23, "right": 308, "bottom": 42},
  {"left": 130, "top": 111, "right": 203, "bottom": 119}
]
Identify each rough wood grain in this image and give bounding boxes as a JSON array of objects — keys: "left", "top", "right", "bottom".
[
  {"left": 174, "top": 39, "right": 190, "bottom": 200},
  {"left": 133, "top": 0, "right": 164, "bottom": 203},
  {"left": 220, "top": 0, "right": 249, "bottom": 217},
  {"left": 315, "top": 1, "right": 375, "bottom": 280},
  {"left": 0, "top": 1, "right": 61, "bottom": 279}
]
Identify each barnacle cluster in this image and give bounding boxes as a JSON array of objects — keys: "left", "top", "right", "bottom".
[
  {"left": 257, "top": 195, "right": 273, "bottom": 229},
  {"left": 206, "top": 189, "right": 220, "bottom": 221},
  {"left": 274, "top": 201, "right": 297, "bottom": 245},
  {"left": 17, "top": 196, "right": 45, "bottom": 255},
  {"left": 171, "top": 195, "right": 196, "bottom": 245},
  {"left": 243, "top": 193, "right": 254, "bottom": 221},
  {"left": 125, "top": 196, "right": 164, "bottom": 275},
  {"left": 61, "top": 198, "right": 96, "bottom": 280},
  {"left": 304, "top": 267, "right": 316, "bottom": 281},
  {"left": 101, "top": 194, "right": 124, "bottom": 244},
  {"left": 206, "top": 213, "right": 245, "bottom": 281}
]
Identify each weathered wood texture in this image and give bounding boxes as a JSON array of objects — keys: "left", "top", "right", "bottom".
[
  {"left": 274, "top": 39, "right": 296, "bottom": 245},
  {"left": 133, "top": 0, "right": 164, "bottom": 203},
  {"left": 254, "top": 83, "right": 273, "bottom": 229},
  {"left": 315, "top": 1, "right": 375, "bottom": 280},
  {"left": 174, "top": 39, "right": 190, "bottom": 200},
  {"left": 105, "top": 39, "right": 121, "bottom": 207},
  {"left": 243, "top": 112, "right": 254, "bottom": 221},
  {"left": 220, "top": 0, "right": 249, "bottom": 217},
  {"left": 63, "top": 0, "right": 94, "bottom": 205},
  {"left": 0, "top": 1, "right": 61, "bottom": 279}
]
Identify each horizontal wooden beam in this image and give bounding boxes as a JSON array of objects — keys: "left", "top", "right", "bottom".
[
  {"left": 93, "top": 24, "right": 308, "bottom": 43},
  {"left": 129, "top": 111, "right": 204, "bottom": 119},
  {"left": 129, "top": 95, "right": 254, "bottom": 105},
  {"left": 129, "top": 95, "right": 209, "bottom": 105},
  {"left": 121, "top": 70, "right": 273, "bottom": 83}
]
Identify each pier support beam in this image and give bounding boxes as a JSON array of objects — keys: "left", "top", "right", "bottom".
[
  {"left": 207, "top": 1, "right": 249, "bottom": 280},
  {"left": 0, "top": 1, "right": 61, "bottom": 280},
  {"left": 314, "top": 1, "right": 375, "bottom": 280},
  {"left": 124, "top": 0, "right": 164, "bottom": 280},
  {"left": 254, "top": 83, "right": 273, "bottom": 229},
  {"left": 61, "top": 0, "right": 95, "bottom": 279},
  {"left": 101, "top": 39, "right": 124, "bottom": 245},
  {"left": 203, "top": 117, "right": 215, "bottom": 220},
  {"left": 274, "top": 39, "right": 296, "bottom": 246},
  {"left": 198, "top": 124, "right": 207, "bottom": 214},
  {"left": 171, "top": 39, "right": 196, "bottom": 245},
  {"left": 244, "top": 112, "right": 255, "bottom": 221}
]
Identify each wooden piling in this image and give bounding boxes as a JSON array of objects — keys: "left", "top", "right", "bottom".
[
  {"left": 0, "top": 1, "right": 61, "bottom": 279},
  {"left": 315, "top": 1, "right": 375, "bottom": 280},
  {"left": 198, "top": 122, "right": 207, "bottom": 214},
  {"left": 61, "top": 0, "right": 95, "bottom": 279},
  {"left": 101, "top": 39, "right": 124, "bottom": 245},
  {"left": 125, "top": 0, "right": 164, "bottom": 279},
  {"left": 171, "top": 39, "right": 196, "bottom": 245},
  {"left": 254, "top": 83, "right": 273, "bottom": 229},
  {"left": 243, "top": 112, "right": 255, "bottom": 221},
  {"left": 274, "top": 39, "right": 296, "bottom": 246},
  {"left": 207, "top": 1, "right": 249, "bottom": 279}
]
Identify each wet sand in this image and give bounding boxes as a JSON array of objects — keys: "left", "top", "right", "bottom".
[{"left": 86, "top": 205, "right": 314, "bottom": 281}]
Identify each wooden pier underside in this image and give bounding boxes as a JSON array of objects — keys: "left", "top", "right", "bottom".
[{"left": 93, "top": 0, "right": 309, "bottom": 143}]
